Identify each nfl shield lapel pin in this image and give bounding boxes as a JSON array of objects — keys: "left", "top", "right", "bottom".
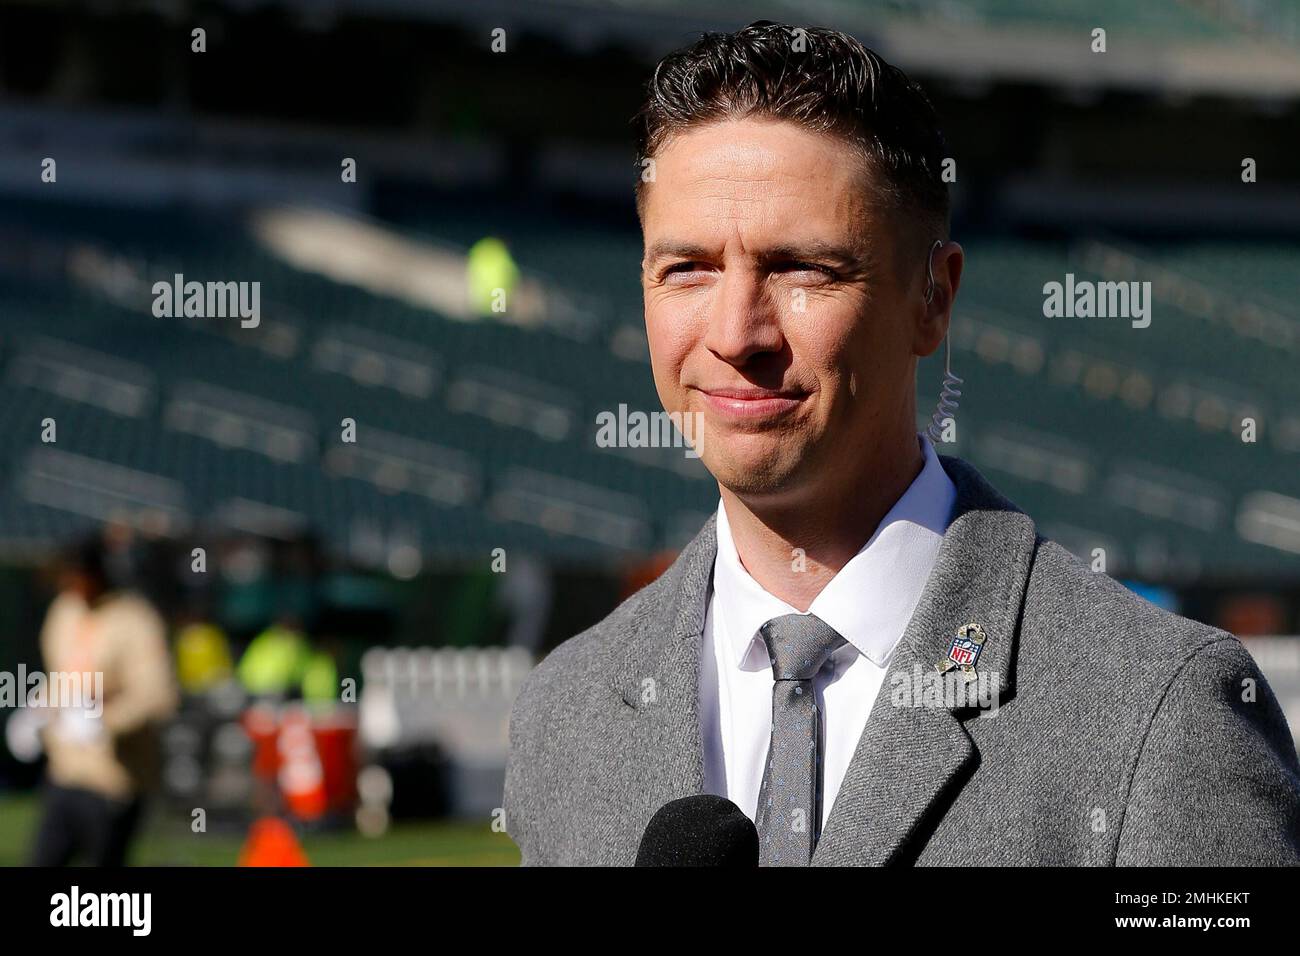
[{"left": 936, "top": 623, "right": 986, "bottom": 682}]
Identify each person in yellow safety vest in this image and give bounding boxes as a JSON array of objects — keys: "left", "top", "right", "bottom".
[
  {"left": 237, "top": 622, "right": 309, "bottom": 698},
  {"left": 175, "top": 621, "right": 234, "bottom": 694},
  {"left": 237, "top": 621, "right": 338, "bottom": 705},
  {"left": 466, "top": 236, "right": 519, "bottom": 317}
]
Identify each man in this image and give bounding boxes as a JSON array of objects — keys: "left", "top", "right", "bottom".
[
  {"left": 29, "top": 537, "right": 177, "bottom": 866},
  {"left": 503, "top": 22, "right": 1300, "bottom": 865}
]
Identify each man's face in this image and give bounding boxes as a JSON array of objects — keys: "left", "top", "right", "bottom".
[{"left": 641, "top": 116, "right": 927, "bottom": 501}]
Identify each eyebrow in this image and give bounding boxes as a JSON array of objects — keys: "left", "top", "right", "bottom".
[
  {"left": 758, "top": 241, "right": 864, "bottom": 268},
  {"left": 643, "top": 241, "right": 714, "bottom": 265},
  {"left": 643, "top": 239, "right": 865, "bottom": 268}
]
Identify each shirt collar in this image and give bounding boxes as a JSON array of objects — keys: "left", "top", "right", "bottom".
[{"left": 712, "top": 433, "right": 956, "bottom": 671}]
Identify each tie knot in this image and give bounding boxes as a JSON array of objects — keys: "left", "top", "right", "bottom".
[{"left": 759, "top": 614, "right": 847, "bottom": 681}]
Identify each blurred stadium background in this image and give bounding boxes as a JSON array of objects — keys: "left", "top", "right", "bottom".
[{"left": 0, "top": 0, "right": 1298, "bottom": 865}]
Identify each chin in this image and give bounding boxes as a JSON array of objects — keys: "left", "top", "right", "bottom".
[{"left": 704, "top": 443, "right": 807, "bottom": 497}]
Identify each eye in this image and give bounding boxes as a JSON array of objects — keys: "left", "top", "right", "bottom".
[
  {"left": 775, "top": 261, "right": 838, "bottom": 279},
  {"left": 662, "top": 261, "right": 712, "bottom": 282}
]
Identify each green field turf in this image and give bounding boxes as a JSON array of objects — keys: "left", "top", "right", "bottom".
[{"left": 0, "top": 794, "right": 520, "bottom": 867}]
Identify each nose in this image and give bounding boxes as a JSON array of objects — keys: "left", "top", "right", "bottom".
[{"left": 702, "top": 268, "right": 785, "bottom": 367}]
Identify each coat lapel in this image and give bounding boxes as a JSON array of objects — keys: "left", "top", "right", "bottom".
[
  {"left": 813, "top": 455, "right": 1036, "bottom": 866},
  {"left": 607, "top": 515, "right": 716, "bottom": 856}
]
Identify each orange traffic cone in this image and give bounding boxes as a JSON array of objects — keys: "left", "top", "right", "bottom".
[
  {"left": 238, "top": 816, "right": 310, "bottom": 867},
  {"left": 279, "top": 708, "right": 328, "bottom": 821}
]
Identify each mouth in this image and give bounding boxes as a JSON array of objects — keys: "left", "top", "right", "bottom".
[{"left": 696, "top": 386, "right": 808, "bottom": 422}]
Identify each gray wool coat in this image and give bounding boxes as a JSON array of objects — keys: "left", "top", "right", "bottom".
[{"left": 503, "top": 455, "right": 1300, "bottom": 865}]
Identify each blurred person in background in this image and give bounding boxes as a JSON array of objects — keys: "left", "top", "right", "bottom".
[
  {"left": 237, "top": 613, "right": 337, "bottom": 705},
  {"left": 174, "top": 605, "right": 235, "bottom": 696},
  {"left": 466, "top": 236, "right": 519, "bottom": 317},
  {"left": 27, "top": 534, "right": 178, "bottom": 866}
]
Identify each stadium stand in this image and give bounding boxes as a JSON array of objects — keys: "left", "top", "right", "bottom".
[{"left": 0, "top": 191, "right": 1295, "bottom": 578}]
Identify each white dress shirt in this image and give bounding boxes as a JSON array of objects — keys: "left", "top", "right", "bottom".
[{"left": 698, "top": 433, "right": 956, "bottom": 829}]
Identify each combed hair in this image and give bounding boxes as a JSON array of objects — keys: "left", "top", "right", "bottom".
[{"left": 633, "top": 21, "right": 950, "bottom": 242}]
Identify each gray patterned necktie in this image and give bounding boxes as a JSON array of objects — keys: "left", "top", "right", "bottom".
[{"left": 755, "top": 613, "right": 847, "bottom": 866}]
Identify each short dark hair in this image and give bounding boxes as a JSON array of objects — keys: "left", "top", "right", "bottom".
[
  {"left": 63, "top": 533, "right": 107, "bottom": 589},
  {"left": 633, "top": 21, "right": 950, "bottom": 246}
]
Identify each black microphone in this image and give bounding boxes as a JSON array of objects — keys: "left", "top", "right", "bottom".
[{"left": 635, "top": 794, "right": 759, "bottom": 866}]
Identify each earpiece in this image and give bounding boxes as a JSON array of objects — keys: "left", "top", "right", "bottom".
[
  {"left": 923, "top": 239, "right": 942, "bottom": 305},
  {"left": 923, "top": 239, "right": 962, "bottom": 445}
]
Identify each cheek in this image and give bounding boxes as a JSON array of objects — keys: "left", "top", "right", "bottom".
[
  {"left": 833, "top": 301, "right": 906, "bottom": 375},
  {"left": 788, "top": 312, "right": 859, "bottom": 388},
  {"left": 645, "top": 299, "right": 698, "bottom": 392}
]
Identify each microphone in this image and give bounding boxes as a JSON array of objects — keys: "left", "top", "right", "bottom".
[{"left": 635, "top": 794, "right": 759, "bottom": 866}]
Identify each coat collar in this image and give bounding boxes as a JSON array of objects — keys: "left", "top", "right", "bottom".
[
  {"left": 607, "top": 508, "right": 715, "bottom": 824},
  {"left": 611, "top": 453, "right": 1037, "bottom": 866},
  {"left": 813, "top": 455, "right": 1036, "bottom": 865}
]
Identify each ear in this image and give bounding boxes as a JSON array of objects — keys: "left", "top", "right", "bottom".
[{"left": 915, "top": 240, "right": 963, "bottom": 358}]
